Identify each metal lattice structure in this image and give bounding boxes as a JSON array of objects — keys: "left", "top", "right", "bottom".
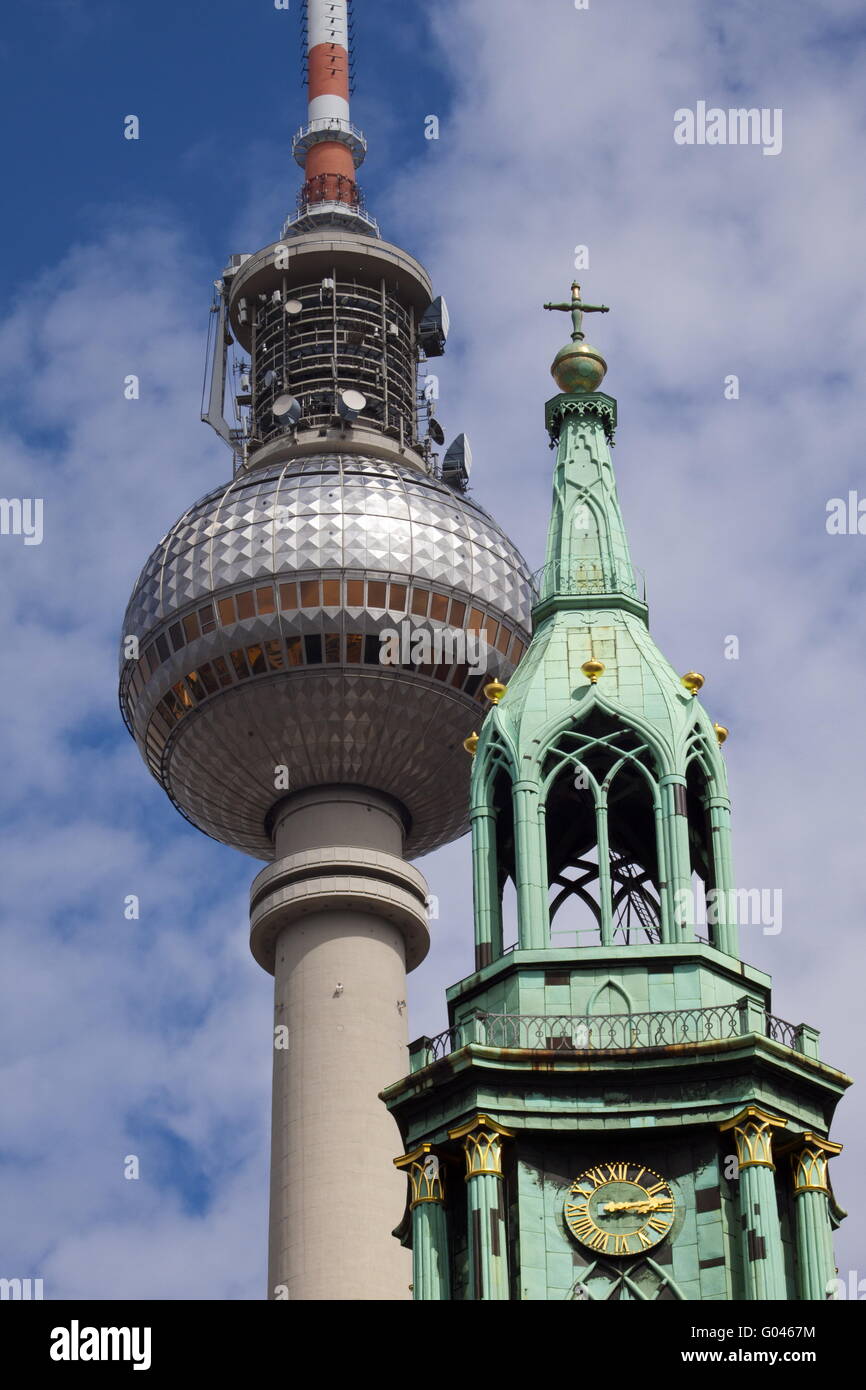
[{"left": 249, "top": 276, "right": 419, "bottom": 447}]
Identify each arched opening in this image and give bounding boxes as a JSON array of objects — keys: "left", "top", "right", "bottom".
[
  {"left": 490, "top": 763, "right": 516, "bottom": 951},
  {"left": 543, "top": 711, "right": 663, "bottom": 947},
  {"left": 685, "top": 752, "right": 717, "bottom": 946},
  {"left": 501, "top": 876, "right": 519, "bottom": 952}
]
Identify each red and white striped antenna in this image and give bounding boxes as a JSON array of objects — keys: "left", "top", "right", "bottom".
[{"left": 288, "top": 0, "right": 376, "bottom": 236}]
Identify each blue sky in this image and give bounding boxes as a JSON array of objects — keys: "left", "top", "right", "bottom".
[{"left": 1, "top": 0, "right": 865, "bottom": 1298}]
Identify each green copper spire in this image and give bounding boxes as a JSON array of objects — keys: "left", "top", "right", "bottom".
[
  {"left": 538, "top": 286, "right": 639, "bottom": 614},
  {"left": 383, "top": 276, "right": 851, "bottom": 1307},
  {"left": 469, "top": 285, "right": 736, "bottom": 958}
]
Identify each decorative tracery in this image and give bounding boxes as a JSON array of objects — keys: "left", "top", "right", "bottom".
[
  {"left": 541, "top": 713, "right": 667, "bottom": 946},
  {"left": 471, "top": 682, "right": 737, "bottom": 958},
  {"left": 570, "top": 1257, "right": 686, "bottom": 1301}
]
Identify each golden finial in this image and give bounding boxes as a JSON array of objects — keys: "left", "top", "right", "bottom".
[
  {"left": 463, "top": 731, "right": 480, "bottom": 757},
  {"left": 483, "top": 679, "right": 507, "bottom": 705},
  {"left": 713, "top": 722, "right": 729, "bottom": 746},
  {"left": 543, "top": 281, "right": 610, "bottom": 393},
  {"left": 581, "top": 659, "right": 605, "bottom": 685},
  {"left": 681, "top": 671, "right": 704, "bottom": 697}
]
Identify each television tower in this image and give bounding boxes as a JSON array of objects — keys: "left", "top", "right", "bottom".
[{"left": 119, "top": 1, "right": 532, "bottom": 1300}]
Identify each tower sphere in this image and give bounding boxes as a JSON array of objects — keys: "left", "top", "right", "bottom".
[
  {"left": 550, "top": 340, "right": 608, "bottom": 394},
  {"left": 120, "top": 453, "right": 533, "bottom": 860}
]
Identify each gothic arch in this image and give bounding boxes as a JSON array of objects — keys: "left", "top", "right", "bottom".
[
  {"left": 586, "top": 977, "right": 634, "bottom": 1015},
  {"left": 541, "top": 711, "right": 667, "bottom": 946}
]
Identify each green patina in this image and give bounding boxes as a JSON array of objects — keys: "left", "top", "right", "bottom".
[{"left": 384, "top": 297, "right": 851, "bottom": 1301}]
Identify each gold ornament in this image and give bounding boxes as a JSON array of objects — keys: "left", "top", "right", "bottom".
[
  {"left": 483, "top": 679, "right": 507, "bottom": 705},
  {"left": 581, "top": 658, "right": 605, "bottom": 685},
  {"left": 681, "top": 671, "right": 705, "bottom": 696}
]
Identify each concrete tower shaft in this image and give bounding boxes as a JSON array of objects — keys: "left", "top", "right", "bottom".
[{"left": 251, "top": 787, "right": 429, "bottom": 1299}]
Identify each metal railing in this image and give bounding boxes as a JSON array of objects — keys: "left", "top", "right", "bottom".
[
  {"left": 411, "top": 1001, "right": 808, "bottom": 1069},
  {"left": 530, "top": 560, "right": 646, "bottom": 605},
  {"left": 764, "top": 1013, "right": 799, "bottom": 1049}
]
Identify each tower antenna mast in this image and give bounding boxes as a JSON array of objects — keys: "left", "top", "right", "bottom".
[{"left": 288, "top": 0, "right": 374, "bottom": 236}]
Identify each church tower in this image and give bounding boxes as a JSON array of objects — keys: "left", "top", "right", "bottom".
[{"left": 384, "top": 285, "right": 851, "bottom": 1301}]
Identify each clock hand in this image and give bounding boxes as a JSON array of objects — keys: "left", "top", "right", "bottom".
[{"left": 601, "top": 1198, "right": 667, "bottom": 1214}]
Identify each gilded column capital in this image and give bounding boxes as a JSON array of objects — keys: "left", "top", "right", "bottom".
[
  {"left": 394, "top": 1143, "right": 446, "bottom": 1207},
  {"left": 448, "top": 1114, "right": 515, "bottom": 1180},
  {"left": 719, "top": 1105, "right": 788, "bottom": 1170},
  {"left": 785, "top": 1132, "right": 843, "bottom": 1196}
]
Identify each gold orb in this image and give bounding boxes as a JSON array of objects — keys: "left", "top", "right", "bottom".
[
  {"left": 714, "top": 722, "right": 729, "bottom": 746},
  {"left": 483, "top": 679, "right": 507, "bottom": 705},
  {"left": 581, "top": 658, "right": 605, "bottom": 685},
  {"left": 551, "top": 341, "right": 607, "bottom": 394},
  {"left": 681, "top": 671, "right": 705, "bottom": 696},
  {"left": 463, "top": 731, "right": 479, "bottom": 757}
]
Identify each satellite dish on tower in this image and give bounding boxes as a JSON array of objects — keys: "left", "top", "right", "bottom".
[
  {"left": 338, "top": 389, "right": 367, "bottom": 422},
  {"left": 428, "top": 418, "right": 445, "bottom": 446},
  {"left": 284, "top": 299, "right": 303, "bottom": 317},
  {"left": 273, "top": 394, "right": 302, "bottom": 425},
  {"left": 442, "top": 433, "right": 472, "bottom": 491},
  {"left": 263, "top": 370, "right": 282, "bottom": 389},
  {"left": 418, "top": 296, "right": 450, "bottom": 356}
]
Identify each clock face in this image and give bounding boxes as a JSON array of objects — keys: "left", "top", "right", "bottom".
[{"left": 564, "top": 1163, "right": 675, "bottom": 1257}]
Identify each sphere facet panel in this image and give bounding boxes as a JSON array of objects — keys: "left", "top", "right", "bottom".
[
  {"left": 120, "top": 454, "right": 533, "bottom": 859},
  {"left": 122, "top": 456, "right": 531, "bottom": 634}
]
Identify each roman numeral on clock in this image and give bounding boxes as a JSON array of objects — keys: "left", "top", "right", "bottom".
[
  {"left": 605, "top": 1162, "right": 628, "bottom": 1181},
  {"left": 648, "top": 1217, "right": 672, "bottom": 1234},
  {"left": 587, "top": 1230, "right": 610, "bottom": 1253}
]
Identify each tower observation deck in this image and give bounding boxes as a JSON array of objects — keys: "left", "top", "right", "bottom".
[{"left": 119, "top": 0, "right": 532, "bottom": 1301}]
